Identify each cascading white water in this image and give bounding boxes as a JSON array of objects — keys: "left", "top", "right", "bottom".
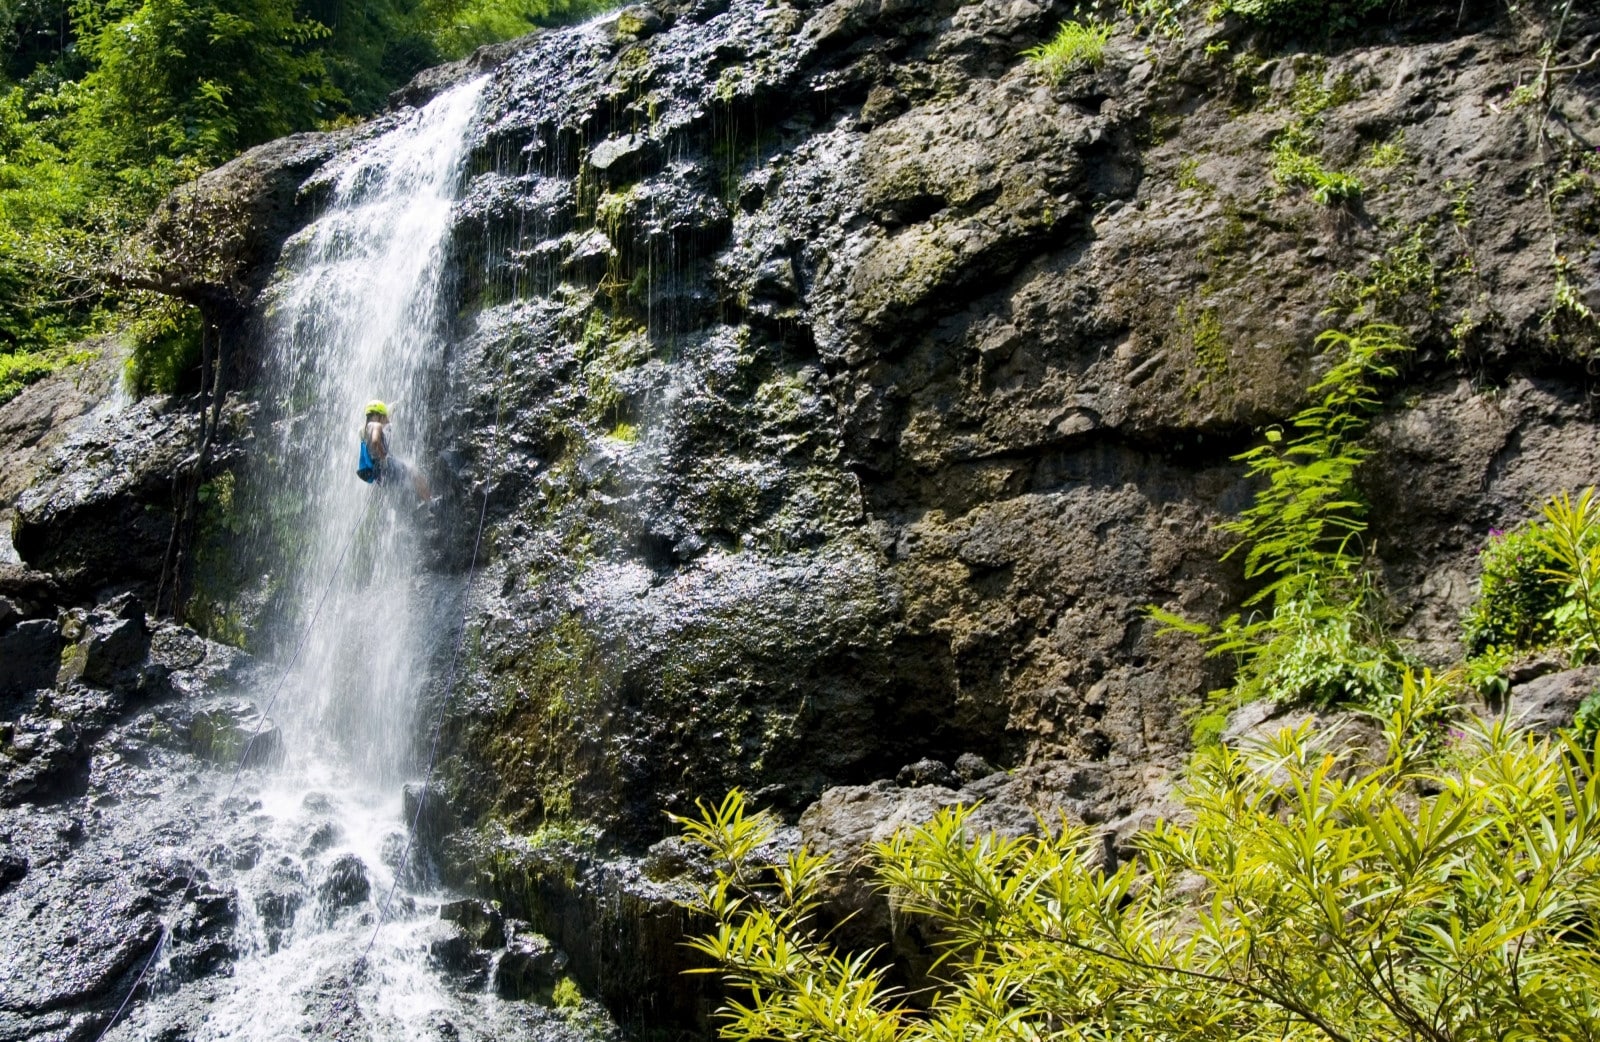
[
  {"left": 104, "top": 77, "right": 596, "bottom": 1042},
  {"left": 264, "top": 78, "right": 485, "bottom": 784}
]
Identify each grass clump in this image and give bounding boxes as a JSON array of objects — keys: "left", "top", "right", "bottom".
[
  {"left": 0, "top": 350, "right": 60, "bottom": 404},
  {"left": 1023, "top": 19, "right": 1112, "bottom": 82},
  {"left": 1366, "top": 131, "right": 1407, "bottom": 169},
  {"left": 550, "top": 976, "right": 584, "bottom": 1009}
]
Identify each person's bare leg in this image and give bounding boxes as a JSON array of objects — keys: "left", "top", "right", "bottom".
[{"left": 413, "top": 471, "right": 432, "bottom": 503}]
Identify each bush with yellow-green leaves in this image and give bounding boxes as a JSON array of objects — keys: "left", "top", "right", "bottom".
[{"left": 679, "top": 682, "right": 1600, "bottom": 1042}]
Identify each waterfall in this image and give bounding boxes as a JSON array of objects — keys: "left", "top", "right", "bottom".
[
  {"left": 262, "top": 78, "right": 485, "bottom": 785},
  {"left": 102, "top": 77, "right": 585, "bottom": 1042}
]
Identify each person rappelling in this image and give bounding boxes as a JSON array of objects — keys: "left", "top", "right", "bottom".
[{"left": 357, "top": 399, "right": 433, "bottom": 504}]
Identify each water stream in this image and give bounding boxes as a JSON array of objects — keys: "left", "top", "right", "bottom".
[{"left": 102, "top": 78, "right": 602, "bottom": 1042}]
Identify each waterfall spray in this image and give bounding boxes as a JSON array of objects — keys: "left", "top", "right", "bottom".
[{"left": 262, "top": 79, "right": 486, "bottom": 785}]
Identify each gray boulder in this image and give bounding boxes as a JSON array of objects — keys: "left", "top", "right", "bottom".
[
  {"left": 1506, "top": 666, "right": 1600, "bottom": 735},
  {"left": 186, "top": 701, "right": 283, "bottom": 768}
]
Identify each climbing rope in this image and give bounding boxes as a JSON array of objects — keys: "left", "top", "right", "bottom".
[
  {"left": 359, "top": 356, "right": 512, "bottom": 967},
  {"left": 92, "top": 503, "right": 372, "bottom": 1042}
]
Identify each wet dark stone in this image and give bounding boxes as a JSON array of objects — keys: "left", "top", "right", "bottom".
[
  {"left": 0, "top": 852, "right": 27, "bottom": 894},
  {"left": 316, "top": 853, "right": 370, "bottom": 918},
  {"left": 0, "top": 619, "right": 62, "bottom": 696},
  {"left": 640, "top": 836, "right": 712, "bottom": 883},
  {"left": 0, "top": 716, "right": 89, "bottom": 806},
  {"left": 401, "top": 782, "right": 452, "bottom": 852},
  {"left": 954, "top": 752, "right": 1000, "bottom": 783},
  {"left": 78, "top": 615, "right": 150, "bottom": 689},
  {"left": 611, "top": 4, "right": 665, "bottom": 42},
  {"left": 0, "top": 858, "right": 164, "bottom": 1020},
  {"left": 438, "top": 897, "right": 505, "bottom": 949},
  {"left": 896, "top": 757, "right": 960, "bottom": 789},
  {"left": 255, "top": 861, "right": 307, "bottom": 954},
  {"left": 147, "top": 625, "right": 207, "bottom": 672},
  {"left": 186, "top": 701, "right": 283, "bottom": 768},
  {"left": 422, "top": 920, "right": 489, "bottom": 981},
  {"left": 168, "top": 885, "right": 238, "bottom": 982},
  {"left": 302, "top": 821, "right": 341, "bottom": 857},
  {"left": 588, "top": 133, "right": 655, "bottom": 181},
  {"left": 10, "top": 398, "right": 199, "bottom": 595},
  {"left": 227, "top": 838, "right": 262, "bottom": 871},
  {"left": 492, "top": 928, "right": 569, "bottom": 1000}
]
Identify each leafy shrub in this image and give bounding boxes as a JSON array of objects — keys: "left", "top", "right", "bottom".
[
  {"left": 1529, "top": 488, "right": 1600, "bottom": 659},
  {"left": 1462, "top": 524, "right": 1567, "bottom": 655},
  {"left": 1153, "top": 325, "right": 1410, "bottom": 712},
  {"left": 1462, "top": 643, "right": 1513, "bottom": 703},
  {"left": 682, "top": 714, "right": 1600, "bottom": 1042},
  {"left": 1575, "top": 688, "right": 1600, "bottom": 751},
  {"left": 1188, "top": 703, "right": 1230, "bottom": 747},
  {"left": 0, "top": 350, "right": 55, "bottom": 404},
  {"left": 1272, "top": 125, "right": 1363, "bottom": 204},
  {"left": 124, "top": 295, "right": 203, "bottom": 396},
  {"left": 1121, "top": 0, "right": 1396, "bottom": 39},
  {"left": 1463, "top": 490, "right": 1600, "bottom": 663},
  {"left": 1023, "top": 20, "right": 1113, "bottom": 81},
  {"left": 1217, "top": 0, "right": 1389, "bottom": 34},
  {"left": 1237, "top": 582, "right": 1405, "bottom": 708}
]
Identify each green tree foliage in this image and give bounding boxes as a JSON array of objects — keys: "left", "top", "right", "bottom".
[
  {"left": 67, "top": 0, "right": 338, "bottom": 192},
  {"left": 422, "top": 0, "right": 611, "bottom": 59},
  {"left": 0, "top": 0, "right": 612, "bottom": 401},
  {"left": 682, "top": 702, "right": 1600, "bottom": 1042}
]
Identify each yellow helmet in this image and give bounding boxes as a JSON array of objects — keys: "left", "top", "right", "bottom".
[{"left": 364, "top": 400, "right": 389, "bottom": 418}]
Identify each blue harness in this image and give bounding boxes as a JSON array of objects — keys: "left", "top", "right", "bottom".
[{"left": 358, "top": 440, "right": 378, "bottom": 483}]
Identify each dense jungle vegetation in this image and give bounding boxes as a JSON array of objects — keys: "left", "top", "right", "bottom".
[{"left": 0, "top": 0, "right": 609, "bottom": 401}]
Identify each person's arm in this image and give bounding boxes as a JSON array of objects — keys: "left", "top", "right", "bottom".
[{"left": 365, "top": 421, "right": 389, "bottom": 460}]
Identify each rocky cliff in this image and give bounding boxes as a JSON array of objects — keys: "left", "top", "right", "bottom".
[{"left": 4, "top": 0, "right": 1599, "bottom": 1036}]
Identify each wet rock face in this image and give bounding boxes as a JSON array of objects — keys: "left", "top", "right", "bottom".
[
  {"left": 9, "top": 397, "right": 197, "bottom": 593},
  {"left": 493, "top": 928, "right": 569, "bottom": 1000},
  {"left": 0, "top": 573, "right": 280, "bottom": 1040},
  {"left": 4, "top": 1, "right": 1592, "bottom": 1036},
  {"left": 254, "top": 861, "right": 308, "bottom": 953},
  {"left": 367, "top": 0, "right": 1600, "bottom": 860},
  {"left": 0, "top": 619, "right": 61, "bottom": 697}
]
